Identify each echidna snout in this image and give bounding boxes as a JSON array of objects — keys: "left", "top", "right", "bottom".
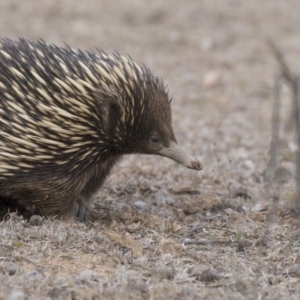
[{"left": 158, "top": 142, "right": 202, "bottom": 170}]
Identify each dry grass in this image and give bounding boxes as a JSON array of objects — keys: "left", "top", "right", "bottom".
[{"left": 1, "top": 0, "right": 300, "bottom": 299}]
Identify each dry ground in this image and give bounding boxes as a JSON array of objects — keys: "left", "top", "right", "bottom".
[{"left": 1, "top": 0, "right": 300, "bottom": 299}]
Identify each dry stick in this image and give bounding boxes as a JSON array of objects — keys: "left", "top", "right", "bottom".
[
  {"left": 267, "top": 38, "right": 293, "bottom": 82},
  {"left": 184, "top": 239, "right": 234, "bottom": 245},
  {"left": 292, "top": 77, "right": 300, "bottom": 210},
  {"left": 264, "top": 76, "right": 281, "bottom": 184},
  {"left": 188, "top": 225, "right": 236, "bottom": 235},
  {"left": 268, "top": 39, "right": 300, "bottom": 211},
  {"left": 180, "top": 224, "right": 236, "bottom": 243},
  {"left": 0, "top": 243, "right": 15, "bottom": 249}
]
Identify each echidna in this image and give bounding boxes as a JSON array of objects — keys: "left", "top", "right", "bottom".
[{"left": 0, "top": 38, "right": 202, "bottom": 220}]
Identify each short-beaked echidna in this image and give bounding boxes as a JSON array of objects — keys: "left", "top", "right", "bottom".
[{"left": 0, "top": 38, "right": 202, "bottom": 220}]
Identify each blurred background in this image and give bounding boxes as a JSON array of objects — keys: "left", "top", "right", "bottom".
[{"left": 2, "top": 1, "right": 299, "bottom": 108}]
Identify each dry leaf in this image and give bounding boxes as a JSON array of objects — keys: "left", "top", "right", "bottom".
[
  {"left": 157, "top": 238, "right": 183, "bottom": 255},
  {"left": 119, "top": 211, "right": 162, "bottom": 230},
  {"left": 170, "top": 184, "right": 200, "bottom": 195},
  {"left": 178, "top": 194, "right": 221, "bottom": 214},
  {"left": 104, "top": 231, "right": 143, "bottom": 257},
  {"left": 248, "top": 211, "right": 265, "bottom": 222}
]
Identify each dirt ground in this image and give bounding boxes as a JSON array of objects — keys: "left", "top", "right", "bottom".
[{"left": 1, "top": 0, "right": 300, "bottom": 299}]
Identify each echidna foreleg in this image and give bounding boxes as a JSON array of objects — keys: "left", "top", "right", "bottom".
[
  {"left": 73, "top": 155, "right": 121, "bottom": 221},
  {"left": 74, "top": 196, "right": 89, "bottom": 222}
]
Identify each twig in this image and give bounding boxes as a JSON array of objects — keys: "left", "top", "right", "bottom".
[
  {"left": 16, "top": 255, "right": 39, "bottom": 267},
  {"left": 192, "top": 225, "right": 236, "bottom": 235},
  {"left": 266, "top": 38, "right": 294, "bottom": 83},
  {"left": 183, "top": 239, "right": 234, "bottom": 245},
  {"left": 181, "top": 224, "right": 236, "bottom": 243},
  {"left": 264, "top": 76, "right": 282, "bottom": 184},
  {"left": 0, "top": 243, "right": 15, "bottom": 249},
  {"left": 267, "top": 39, "right": 300, "bottom": 211},
  {"left": 93, "top": 203, "right": 114, "bottom": 211}
]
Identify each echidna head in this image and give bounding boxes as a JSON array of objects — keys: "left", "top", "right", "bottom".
[
  {"left": 136, "top": 85, "right": 202, "bottom": 170},
  {"left": 99, "top": 62, "right": 202, "bottom": 171}
]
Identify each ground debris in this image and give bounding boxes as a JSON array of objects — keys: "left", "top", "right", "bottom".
[
  {"left": 170, "top": 184, "right": 201, "bottom": 195},
  {"left": 157, "top": 238, "right": 183, "bottom": 256},
  {"left": 189, "top": 265, "right": 222, "bottom": 282},
  {"left": 176, "top": 194, "right": 221, "bottom": 214},
  {"left": 104, "top": 230, "right": 143, "bottom": 257}
]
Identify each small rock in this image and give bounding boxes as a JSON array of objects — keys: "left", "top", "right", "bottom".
[
  {"left": 251, "top": 203, "right": 268, "bottom": 212},
  {"left": 1, "top": 262, "right": 20, "bottom": 276},
  {"left": 188, "top": 264, "right": 208, "bottom": 276},
  {"left": 77, "top": 270, "right": 99, "bottom": 283},
  {"left": 28, "top": 215, "right": 44, "bottom": 226},
  {"left": 153, "top": 266, "right": 176, "bottom": 280},
  {"left": 8, "top": 262, "right": 20, "bottom": 276},
  {"left": 255, "top": 235, "right": 269, "bottom": 247},
  {"left": 27, "top": 269, "right": 45, "bottom": 278},
  {"left": 230, "top": 188, "right": 251, "bottom": 199},
  {"left": 200, "top": 269, "right": 221, "bottom": 282},
  {"left": 200, "top": 38, "right": 214, "bottom": 51},
  {"left": 132, "top": 200, "right": 148, "bottom": 211},
  {"left": 237, "top": 239, "right": 253, "bottom": 251},
  {"left": 244, "top": 159, "right": 255, "bottom": 173},
  {"left": 203, "top": 71, "right": 221, "bottom": 89},
  {"left": 189, "top": 265, "right": 221, "bottom": 282},
  {"left": 7, "top": 291, "right": 26, "bottom": 300},
  {"left": 284, "top": 264, "right": 300, "bottom": 278}
]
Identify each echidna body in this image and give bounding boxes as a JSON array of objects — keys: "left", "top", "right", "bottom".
[{"left": 0, "top": 38, "right": 202, "bottom": 219}]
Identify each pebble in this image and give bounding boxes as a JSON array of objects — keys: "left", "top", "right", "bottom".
[
  {"left": 7, "top": 291, "right": 26, "bottom": 300},
  {"left": 203, "top": 71, "right": 221, "bottom": 89},
  {"left": 132, "top": 200, "right": 148, "bottom": 210},
  {"left": 2, "top": 262, "right": 20, "bottom": 276},
  {"left": 28, "top": 215, "right": 44, "bottom": 226},
  {"left": 77, "top": 270, "right": 99, "bottom": 283}
]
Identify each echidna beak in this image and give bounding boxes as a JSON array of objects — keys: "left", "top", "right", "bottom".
[{"left": 158, "top": 142, "right": 202, "bottom": 171}]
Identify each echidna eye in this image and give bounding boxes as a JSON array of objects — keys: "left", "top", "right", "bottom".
[{"left": 150, "top": 136, "right": 161, "bottom": 145}]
